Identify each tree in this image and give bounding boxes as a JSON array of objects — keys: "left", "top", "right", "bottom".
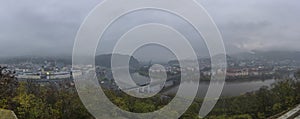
[
  {"left": 0, "top": 66, "right": 18, "bottom": 97},
  {"left": 295, "top": 69, "right": 300, "bottom": 79},
  {"left": 0, "top": 66, "right": 18, "bottom": 110}
]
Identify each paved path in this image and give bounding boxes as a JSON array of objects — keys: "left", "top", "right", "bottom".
[{"left": 278, "top": 104, "right": 300, "bottom": 119}]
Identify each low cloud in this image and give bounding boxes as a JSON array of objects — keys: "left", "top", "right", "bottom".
[{"left": 0, "top": 0, "right": 299, "bottom": 58}]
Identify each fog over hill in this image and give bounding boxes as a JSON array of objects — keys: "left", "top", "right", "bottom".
[
  {"left": 0, "top": 54, "right": 140, "bottom": 69},
  {"left": 231, "top": 50, "right": 300, "bottom": 61},
  {"left": 1, "top": 50, "right": 300, "bottom": 67}
]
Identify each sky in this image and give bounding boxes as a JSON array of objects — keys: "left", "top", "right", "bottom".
[{"left": 0, "top": 0, "right": 300, "bottom": 60}]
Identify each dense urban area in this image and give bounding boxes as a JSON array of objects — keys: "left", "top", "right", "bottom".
[{"left": 1, "top": 52, "right": 300, "bottom": 119}]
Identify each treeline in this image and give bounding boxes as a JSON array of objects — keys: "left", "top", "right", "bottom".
[
  {"left": 1, "top": 66, "right": 92, "bottom": 119},
  {"left": 104, "top": 79, "right": 300, "bottom": 119},
  {"left": 197, "top": 80, "right": 300, "bottom": 119},
  {"left": 1, "top": 66, "right": 300, "bottom": 119}
]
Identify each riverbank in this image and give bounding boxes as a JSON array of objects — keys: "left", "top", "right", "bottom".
[{"left": 163, "top": 79, "right": 284, "bottom": 97}]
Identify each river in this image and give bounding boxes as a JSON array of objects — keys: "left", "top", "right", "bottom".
[
  {"left": 163, "top": 79, "right": 278, "bottom": 97},
  {"left": 129, "top": 73, "right": 279, "bottom": 97},
  {"left": 107, "top": 72, "right": 280, "bottom": 97}
]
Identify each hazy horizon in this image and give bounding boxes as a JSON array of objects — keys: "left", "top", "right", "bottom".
[{"left": 1, "top": 0, "right": 300, "bottom": 60}]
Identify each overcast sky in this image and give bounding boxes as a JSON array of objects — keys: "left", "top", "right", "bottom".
[{"left": 0, "top": 0, "right": 299, "bottom": 59}]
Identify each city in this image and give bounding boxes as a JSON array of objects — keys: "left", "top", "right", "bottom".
[
  {"left": 1, "top": 0, "right": 300, "bottom": 119},
  {"left": 1, "top": 51, "right": 300, "bottom": 96}
]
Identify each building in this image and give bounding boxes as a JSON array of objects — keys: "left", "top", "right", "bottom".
[{"left": 227, "top": 69, "right": 249, "bottom": 77}]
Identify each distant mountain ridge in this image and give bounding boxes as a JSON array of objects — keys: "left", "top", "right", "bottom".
[
  {"left": 1, "top": 50, "right": 300, "bottom": 67},
  {"left": 168, "top": 50, "right": 300, "bottom": 65},
  {"left": 232, "top": 50, "right": 300, "bottom": 61},
  {"left": 95, "top": 54, "right": 140, "bottom": 69},
  {"left": 168, "top": 54, "right": 231, "bottom": 65},
  {"left": 0, "top": 54, "right": 140, "bottom": 69},
  {"left": 0, "top": 56, "right": 72, "bottom": 65}
]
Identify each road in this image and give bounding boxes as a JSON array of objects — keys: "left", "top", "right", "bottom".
[{"left": 278, "top": 104, "right": 300, "bottom": 119}]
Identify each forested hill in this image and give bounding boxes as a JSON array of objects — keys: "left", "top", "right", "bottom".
[
  {"left": 95, "top": 54, "right": 140, "bottom": 69},
  {"left": 0, "top": 54, "right": 140, "bottom": 69}
]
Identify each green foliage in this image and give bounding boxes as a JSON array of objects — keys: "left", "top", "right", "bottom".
[
  {"left": 206, "top": 114, "right": 252, "bottom": 119},
  {"left": 8, "top": 82, "right": 93, "bottom": 119},
  {"left": 295, "top": 69, "right": 300, "bottom": 79},
  {"left": 1, "top": 65, "right": 300, "bottom": 119},
  {"left": 203, "top": 80, "right": 300, "bottom": 118}
]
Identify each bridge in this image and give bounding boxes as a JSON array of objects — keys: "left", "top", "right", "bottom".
[{"left": 120, "top": 74, "right": 181, "bottom": 93}]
